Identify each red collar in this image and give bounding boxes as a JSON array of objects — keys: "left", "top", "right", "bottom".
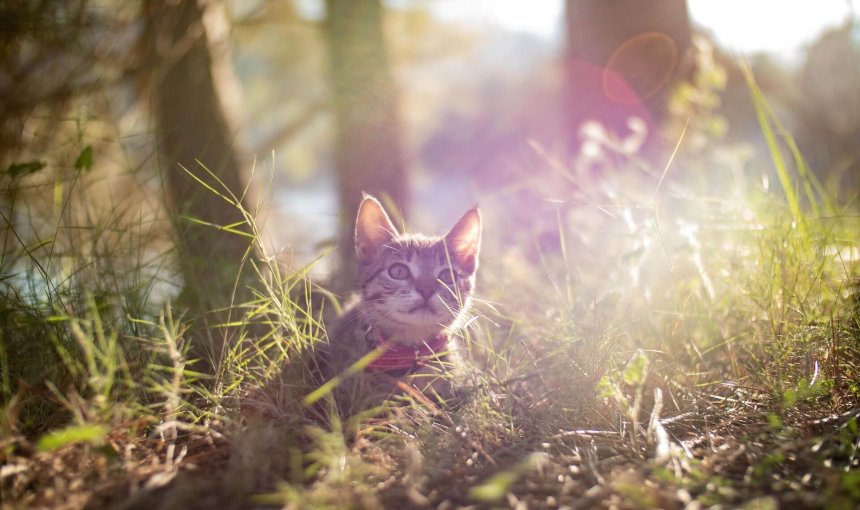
[{"left": 366, "top": 332, "right": 449, "bottom": 373}]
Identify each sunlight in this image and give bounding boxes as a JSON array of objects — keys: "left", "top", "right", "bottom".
[
  {"left": 431, "top": 0, "right": 854, "bottom": 58},
  {"left": 432, "top": 0, "right": 563, "bottom": 37},
  {"left": 687, "top": 0, "right": 853, "bottom": 57}
]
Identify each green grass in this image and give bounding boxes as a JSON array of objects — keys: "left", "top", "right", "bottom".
[{"left": 1, "top": 87, "right": 859, "bottom": 509}]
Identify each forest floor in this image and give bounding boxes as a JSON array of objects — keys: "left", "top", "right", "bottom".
[
  {"left": 4, "top": 181, "right": 860, "bottom": 509},
  {"left": 3, "top": 82, "right": 860, "bottom": 509},
  {"left": 3, "top": 175, "right": 859, "bottom": 510},
  {"left": 3, "top": 369, "right": 859, "bottom": 509}
]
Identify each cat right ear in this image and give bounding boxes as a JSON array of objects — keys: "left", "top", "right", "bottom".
[
  {"left": 444, "top": 207, "right": 481, "bottom": 274},
  {"left": 355, "top": 194, "right": 399, "bottom": 263}
]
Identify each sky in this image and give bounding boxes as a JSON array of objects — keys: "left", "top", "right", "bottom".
[
  {"left": 687, "top": 0, "right": 854, "bottom": 56},
  {"left": 432, "top": 0, "right": 856, "bottom": 59}
]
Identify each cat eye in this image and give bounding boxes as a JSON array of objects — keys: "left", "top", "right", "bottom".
[
  {"left": 437, "top": 268, "right": 455, "bottom": 285},
  {"left": 388, "top": 263, "right": 411, "bottom": 280}
]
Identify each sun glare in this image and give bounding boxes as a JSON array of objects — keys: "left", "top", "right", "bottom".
[
  {"left": 431, "top": 0, "right": 854, "bottom": 58},
  {"left": 687, "top": 0, "right": 853, "bottom": 57},
  {"left": 432, "top": 0, "right": 563, "bottom": 37}
]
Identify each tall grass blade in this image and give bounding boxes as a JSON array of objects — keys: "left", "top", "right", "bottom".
[{"left": 742, "top": 62, "right": 805, "bottom": 231}]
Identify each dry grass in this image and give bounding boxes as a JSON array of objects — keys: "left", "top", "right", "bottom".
[{"left": 2, "top": 84, "right": 860, "bottom": 509}]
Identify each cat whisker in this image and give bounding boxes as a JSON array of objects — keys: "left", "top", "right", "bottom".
[{"left": 325, "top": 194, "right": 481, "bottom": 411}]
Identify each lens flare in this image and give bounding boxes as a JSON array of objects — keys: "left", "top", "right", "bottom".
[{"left": 604, "top": 32, "right": 679, "bottom": 104}]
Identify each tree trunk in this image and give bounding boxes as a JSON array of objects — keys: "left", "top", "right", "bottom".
[
  {"left": 564, "top": 0, "right": 691, "bottom": 155},
  {"left": 143, "top": 0, "right": 250, "bottom": 367},
  {"left": 324, "top": 0, "right": 408, "bottom": 289}
]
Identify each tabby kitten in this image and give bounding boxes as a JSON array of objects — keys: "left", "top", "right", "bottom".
[{"left": 324, "top": 194, "right": 481, "bottom": 408}]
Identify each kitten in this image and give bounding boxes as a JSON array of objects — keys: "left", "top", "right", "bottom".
[{"left": 323, "top": 194, "right": 481, "bottom": 410}]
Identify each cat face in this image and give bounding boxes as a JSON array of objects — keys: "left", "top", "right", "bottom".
[{"left": 354, "top": 195, "right": 481, "bottom": 336}]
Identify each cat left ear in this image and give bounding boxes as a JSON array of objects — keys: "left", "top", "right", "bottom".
[
  {"left": 355, "top": 194, "right": 399, "bottom": 263},
  {"left": 444, "top": 207, "right": 481, "bottom": 274}
]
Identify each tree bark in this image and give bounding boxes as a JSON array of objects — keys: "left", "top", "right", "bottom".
[
  {"left": 324, "top": 0, "right": 408, "bottom": 289},
  {"left": 143, "top": 0, "right": 250, "bottom": 367},
  {"left": 564, "top": 0, "right": 691, "bottom": 154}
]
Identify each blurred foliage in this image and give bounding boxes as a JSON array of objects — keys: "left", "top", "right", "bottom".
[
  {"left": 0, "top": 2, "right": 859, "bottom": 508},
  {"left": 795, "top": 22, "right": 860, "bottom": 191}
]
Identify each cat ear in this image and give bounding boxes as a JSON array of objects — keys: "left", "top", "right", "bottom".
[
  {"left": 355, "top": 194, "right": 399, "bottom": 263},
  {"left": 444, "top": 207, "right": 481, "bottom": 274}
]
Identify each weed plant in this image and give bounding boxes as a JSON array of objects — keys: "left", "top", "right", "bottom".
[{"left": 1, "top": 75, "right": 858, "bottom": 509}]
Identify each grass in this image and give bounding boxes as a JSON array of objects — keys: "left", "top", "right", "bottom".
[{"left": 1, "top": 85, "right": 859, "bottom": 509}]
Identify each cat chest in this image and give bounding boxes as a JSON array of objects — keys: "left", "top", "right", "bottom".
[{"left": 363, "top": 330, "right": 450, "bottom": 376}]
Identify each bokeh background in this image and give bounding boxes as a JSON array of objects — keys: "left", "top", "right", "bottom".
[
  {"left": 3, "top": 4, "right": 860, "bottom": 507},
  {"left": 2, "top": 0, "right": 858, "bottom": 315}
]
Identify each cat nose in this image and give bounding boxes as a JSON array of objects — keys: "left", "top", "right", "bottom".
[{"left": 415, "top": 276, "right": 436, "bottom": 300}]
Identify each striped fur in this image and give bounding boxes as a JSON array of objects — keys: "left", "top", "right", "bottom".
[
  {"left": 324, "top": 195, "right": 481, "bottom": 404},
  {"left": 355, "top": 232, "right": 476, "bottom": 346}
]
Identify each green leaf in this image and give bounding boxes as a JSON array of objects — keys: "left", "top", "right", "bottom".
[
  {"left": 75, "top": 145, "right": 93, "bottom": 172},
  {"left": 469, "top": 471, "right": 518, "bottom": 502},
  {"left": 469, "top": 453, "right": 545, "bottom": 502},
  {"left": 767, "top": 413, "right": 782, "bottom": 430},
  {"left": 37, "top": 424, "right": 107, "bottom": 451},
  {"left": 741, "top": 496, "right": 779, "bottom": 510},
  {"left": 5, "top": 161, "right": 46, "bottom": 178},
  {"left": 623, "top": 350, "right": 648, "bottom": 386},
  {"left": 782, "top": 388, "right": 797, "bottom": 408},
  {"left": 841, "top": 470, "right": 860, "bottom": 499}
]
